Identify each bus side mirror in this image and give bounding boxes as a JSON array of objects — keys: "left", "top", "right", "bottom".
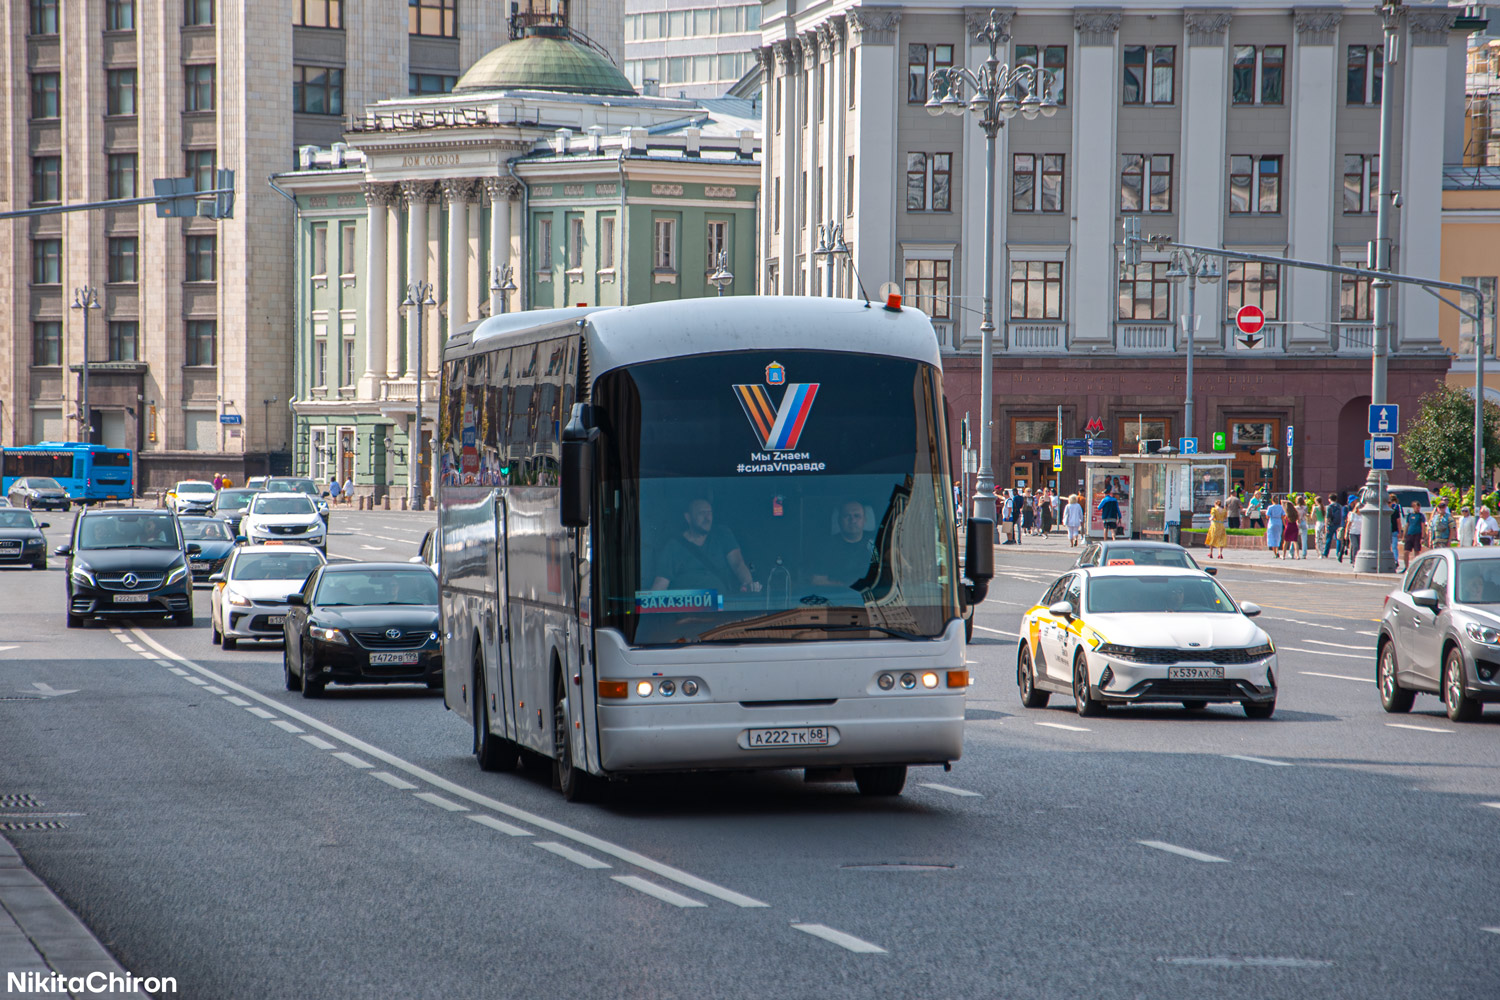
[
  {"left": 964, "top": 518, "right": 994, "bottom": 606},
  {"left": 560, "top": 404, "right": 597, "bottom": 529}
]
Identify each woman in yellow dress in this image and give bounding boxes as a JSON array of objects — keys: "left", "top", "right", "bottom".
[{"left": 1205, "top": 498, "right": 1229, "bottom": 559}]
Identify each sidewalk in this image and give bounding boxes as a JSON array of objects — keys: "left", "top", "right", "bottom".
[{"left": 0, "top": 835, "right": 148, "bottom": 997}]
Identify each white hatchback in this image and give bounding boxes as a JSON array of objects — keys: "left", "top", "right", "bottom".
[
  {"left": 239, "top": 493, "right": 327, "bottom": 551},
  {"left": 209, "top": 545, "right": 327, "bottom": 649}
]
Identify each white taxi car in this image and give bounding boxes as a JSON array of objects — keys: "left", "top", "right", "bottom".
[
  {"left": 1017, "top": 566, "right": 1278, "bottom": 718},
  {"left": 208, "top": 544, "right": 327, "bottom": 649},
  {"left": 165, "top": 480, "right": 216, "bottom": 516},
  {"left": 239, "top": 493, "right": 327, "bottom": 551}
]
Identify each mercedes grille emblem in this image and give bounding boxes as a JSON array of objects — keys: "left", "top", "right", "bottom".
[
  {"left": 122, "top": 572, "right": 140, "bottom": 589},
  {"left": 385, "top": 629, "right": 403, "bottom": 640}
]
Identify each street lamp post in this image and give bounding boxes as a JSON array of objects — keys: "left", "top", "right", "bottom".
[
  {"left": 1257, "top": 444, "right": 1278, "bottom": 489},
  {"left": 489, "top": 265, "right": 517, "bottom": 315},
  {"left": 812, "top": 220, "right": 848, "bottom": 298},
  {"left": 927, "top": 8, "right": 1058, "bottom": 523},
  {"left": 1164, "top": 251, "right": 1220, "bottom": 447},
  {"left": 71, "top": 286, "right": 101, "bottom": 444},
  {"left": 402, "top": 281, "right": 436, "bottom": 511},
  {"left": 708, "top": 250, "right": 735, "bottom": 297}
]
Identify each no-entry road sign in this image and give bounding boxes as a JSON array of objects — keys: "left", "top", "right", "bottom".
[{"left": 1235, "top": 305, "right": 1266, "bottom": 335}]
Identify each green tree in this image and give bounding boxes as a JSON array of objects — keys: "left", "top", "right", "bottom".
[{"left": 1400, "top": 384, "right": 1500, "bottom": 487}]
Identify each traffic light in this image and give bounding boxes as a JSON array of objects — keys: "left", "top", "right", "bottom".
[{"left": 152, "top": 177, "right": 199, "bottom": 218}]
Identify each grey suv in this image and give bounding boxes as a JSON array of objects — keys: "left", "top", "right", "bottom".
[{"left": 1377, "top": 548, "right": 1500, "bottom": 721}]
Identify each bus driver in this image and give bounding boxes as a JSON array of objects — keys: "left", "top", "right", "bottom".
[
  {"left": 810, "top": 500, "right": 877, "bottom": 588},
  {"left": 650, "top": 497, "right": 761, "bottom": 594}
]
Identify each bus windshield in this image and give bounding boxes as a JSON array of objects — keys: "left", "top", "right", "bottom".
[{"left": 594, "top": 351, "right": 958, "bottom": 645}]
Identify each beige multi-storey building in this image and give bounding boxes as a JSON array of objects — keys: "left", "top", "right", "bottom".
[{"left": 0, "top": 0, "right": 620, "bottom": 489}]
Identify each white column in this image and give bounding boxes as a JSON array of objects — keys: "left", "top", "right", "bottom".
[
  {"left": 1179, "top": 13, "right": 1233, "bottom": 348},
  {"left": 775, "top": 40, "right": 800, "bottom": 290},
  {"left": 485, "top": 177, "right": 516, "bottom": 314},
  {"left": 443, "top": 179, "right": 472, "bottom": 333},
  {"left": 1069, "top": 11, "right": 1121, "bottom": 344},
  {"left": 1287, "top": 9, "right": 1342, "bottom": 346},
  {"left": 802, "top": 30, "right": 822, "bottom": 294},
  {"left": 1398, "top": 12, "right": 1454, "bottom": 347},
  {"left": 756, "top": 47, "right": 776, "bottom": 292},
  {"left": 385, "top": 199, "right": 402, "bottom": 379},
  {"left": 827, "top": 20, "right": 848, "bottom": 292},
  {"left": 848, "top": 10, "right": 901, "bottom": 301},
  {"left": 360, "top": 183, "right": 393, "bottom": 399},
  {"left": 427, "top": 198, "right": 443, "bottom": 373},
  {"left": 401, "top": 181, "right": 432, "bottom": 379}
]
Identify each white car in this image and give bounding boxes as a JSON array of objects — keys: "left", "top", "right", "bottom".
[
  {"left": 166, "top": 480, "right": 216, "bottom": 515},
  {"left": 239, "top": 493, "right": 327, "bottom": 551},
  {"left": 1017, "top": 566, "right": 1278, "bottom": 718},
  {"left": 209, "top": 544, "right": 327, "bottom": 649}
]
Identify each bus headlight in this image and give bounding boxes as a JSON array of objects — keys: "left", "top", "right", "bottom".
[
  {"left": 659, "top": 680, "right": 676, "bottom": 697},
  {"left": 681, "top": 679, "right": 699, "bottom": 696},
  {"left": 635, "top": 680, "right": 653, "bottom": 697},
  {"left": 900, "top": 672, "right": 917, "bottom": 690},
  {"left": 878, "top": 673, "right": 895, "bottom": 690},
  {"left": 921, "top": 672, "right": 939, "bottom": 689}
]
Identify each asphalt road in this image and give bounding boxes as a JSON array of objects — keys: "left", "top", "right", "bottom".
[{"left": 1, "top": 512, "right": 1497, "bottom": 999}]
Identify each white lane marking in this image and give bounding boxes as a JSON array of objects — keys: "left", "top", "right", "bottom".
[
  {"left": 360, "top": 544, "right": 385, "bottom": 551},
  {"left": 535, "top": 841, "right": 611, "bottom": 869},
  {"left": 222, "top": 695, "right": 251, "bottom": 706},
  {"left": 1483, "top": 927, "right": 1500, "bottom": 935},
  {"left": 1306, "top": 639, "right": 1373, "bottom": 651},
  {"left": 332, "top": 751, "right": 373, "bottom": 769},
  {"left": 168, "top": 667, "right": 189, "bottom": 676},
  {"left": 126, "top": 626, "right": 769, "bottom": 910},
  {"left": 245, "top": 706, "right": 277, "bottom": 719},
  {"left": 468, "top": 813, "right": 532, "bottom": 837},
  {"left": 369, "top": 771, "right": 418, "bottom": 790},
  {"left": 414, "top": 791, "right": 469, "bottom": 812},
  {"left": 1160, "top": 957, "right": 1333, "bottom": 969},
  {"left": 1284, "top": 648, "right": 1368, "bottom": 660},
  {"left": 918, "top": 782, "right": 982, "bottom": 798},
  {"left": 137, "top": 651, "right": 160, "bottom": 660},
  {"left": 1270, "top": 618, "right": 1346, "bottom": 631},
  {"left": 1300, "top": 671, "right": 1375, "bottom": 684},
  {"left": 1357, "top": 630, "right": 1378, "bottom": 637},
  {"left": 1138, "top": 840, "right": 1229, "bottom": 863},
  {"left": 1386, "top": 723, "right": 1454, "bottom": 734},
  {"left": 202, "top": 685, "right": 227, "bottom": 695},
  {"left": 1482, "top": 803, "right": 1500, "bottom": 811},
  {"left": 270, "top": 719, "right": 304, "bottom": 734},
  {"left": 299, "top": 734, "right": 338, "bottom": 750},
  {"left": 1224, "top": 754, "right": 1292, "bottom": 767},
  {"left": 1257, "top": 579, "right": 1310, "bottom": 587},
  {"left": 791, "top": 923, "right": 887, "bottom": 954},
  {"left": 184, "top": 676, "right": 208, "bottom": 686},
  {"left": 974, "top": 625, "right": 1020, "bottom": 638},
  {"left": 1036, "top": 721, "right": 1091, "bottom": 732},
  {"left": 612, "top": 875, "right": 706, "bottom": 908}
]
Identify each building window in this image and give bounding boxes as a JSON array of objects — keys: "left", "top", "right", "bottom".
[
  {"left": 849, "top": 48, "right": 857, "bottom": 108},
  {"left": 1120, "top": 154, "right": 1173, "bottom": 213},
  {"left": 186, "top": 149, "right": 216, "bottom": 191},
  {"left": 311, "top": 225, "right": 328, "bottom": 277},
  {"left": 107, "top": 153, "right": 137, "bottom": 199},
  {"left": 1340, "top": 263, "right": 1374, "bottom": 322},
  {"left": 293, "top": 0, "right": 342, "bottom": 28},
  {"left": 1343, "top": 154, "right": 1378, "bottom": 214},
  {"left": 31, "top": 156, "right": 61, "bottom": 205},
  {"left": 31, "top": 73, "right": 60, "bottom": 119},
  {"left": 107, "top": 69, "right": 137, "bottom": 116},
  {"left": 1232, "top": 45, "right": 1286, "bottom": 106},
  {"left": 293, "top": 66, "right": 343, "bottom": 115},
  {"left": 1123, "top": 45, "right": 1174, "bottom": 105},
  {"left": 1460, "top": 276, "right": 1498, "bottom": 355},
  {"left": 600, "top": 216, "right": 616, "bottom": 271},
  {"left": 184, "top": 0, "right": 213, "bottom": 25},
  {"left": 1014, "top": 44, "right": 1067, "bottom": 104},
  {"left": 567, "top": 215, "right": 584, "bottom": 270},
  {"left": 706, "top": 220, "right": 728, "bottom": 271},
  {"left": 313, "top": 337, "right": 328, "bottom": 388},
  {"left": 1224, "top": 262, "right": 1281, "bottom": 320},
  {"left": 906, "top": 43, "right": 953, "bottom": 104},
  {"left": 653, "top": 218, "right": 677, "bottom": 272},
  {"left": 108, "top": 237, "right": 138, "bottom": 283},
  {"left": 1118, "top": 261, "right": 1170, "bottom": 320},
  {"left": 1347, "top": 44, "right": 1384, "bottom": 105},
  {"left": 342, "top": 335, "right": 357, "bottom": 389},
  {"left": 108, "top": 321, "right": 139, "bottom": 362},
  {"left": 409, "top": 0, "right": 457, "bottom": 38},
  {"left": 184, "top": 64, "right": 215, "bottom": 111},
  {"left": 846, "top": 155, "right": 855, "bottom": 216},
  {"left": 408, "top": 73, "right": 456, "bottom": 95},
  {"left": 29, "top": 0, "right": 58, "bottom": 35},
  {"left": 1228, "top": 154, "right": 1281, "bottom": 214},
  {"left": 106, "top": 0, "right": 134, "bottom": 31},
  {"left": 33, "top": 321, "right": 61, "bottom": 366},
  {"left": 32, "top": 239, "right": 61, "bottom": 285},
  {"left": 339, "top": 224, "right": 356, "bottom": 277},
  {"left": 186, "top": 320, "right": 217, "bottom": 366},
  {"left": 905, "top": 152, "right": 952, "bottom": 212},
  {"left": 906, "top": 154, "right": 928, "bottom": 211},
  {"left": 1010, "top": 261, "right": 1064, "bottom": 320},
  {"left": 1012, "top": 154, "right": 1064, "bottom": 213},
  {"left": 767, "top": 261, "right": 780, "bottom": 296},
  {"left": 186, "top": 234, "right": 216, "bottom": 282},
  {"left": 535, "top": 217, "right": 552, "bottom": 271},
  {"left": 903, "top": 259, "right": 951, "bottom": 319}
]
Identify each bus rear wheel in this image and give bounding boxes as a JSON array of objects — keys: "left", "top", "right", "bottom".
[
  {"left": 553, "top": 672, "right": 602, "bottom": 803},
  {"left": 853, "top": 765, "right": 907, "bottom": 797}
]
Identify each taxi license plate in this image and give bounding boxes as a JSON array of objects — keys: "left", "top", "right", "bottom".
[
  {"left": 113, "top": 593, "right": 150, "bottom": 603},
  {"left": 191, "top": 561, "right": 210, "bottom": 571},
  {"left": 745, "top": 726, "right": 830, "bottom": 749},
  {"left": 267, "top": 616, "right": 285, "bottom": 626},
  {"left": 1167, "top": 666, "right": 1224, "bottom": 680},
  {"left": 369, "top": 651, "right": 419, "bottom": 665}
]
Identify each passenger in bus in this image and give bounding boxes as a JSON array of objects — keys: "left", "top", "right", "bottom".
[
  {"left": 810, "top": 500, "right": 877, "bottom": 588},
  {"left": 649, "top": 498, "right": 761, "bottom": 594}
]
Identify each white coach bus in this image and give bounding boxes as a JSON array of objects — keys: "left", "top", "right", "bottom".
[{"left": 437, "top": 295, "right": 993, "bottom": 800}]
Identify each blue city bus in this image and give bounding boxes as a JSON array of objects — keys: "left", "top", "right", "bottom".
[{"left": 1, "top": 442, "right": 134, "bottom": 504}]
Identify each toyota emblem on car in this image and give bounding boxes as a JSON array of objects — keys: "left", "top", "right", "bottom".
[{"left": 385, "top": 628, "right": 403, "bottom": 639}]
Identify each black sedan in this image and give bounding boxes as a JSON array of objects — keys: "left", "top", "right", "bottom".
[
  {"left": 0, "top": 508, "right": 50, "bottom": 569},
  {"left": 8, "top": 477, "right": 70, "bottom": 511},
  {"left": 282, "top": 563, "right": 442, "bottom": 697},
  {"left": 209, "top": 488, "right": 257, "bottom": 535},
  {"left": 178, "top": 516, "right": 237, "bottom": 584}
]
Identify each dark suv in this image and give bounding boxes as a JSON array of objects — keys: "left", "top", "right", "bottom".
[{"left": 56, "top": 509, "right": 197, "bottom": 627}]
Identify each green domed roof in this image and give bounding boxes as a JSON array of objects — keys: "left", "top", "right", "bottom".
[{"left": 454, "top": 28, "right": 634, "bottom": 97}]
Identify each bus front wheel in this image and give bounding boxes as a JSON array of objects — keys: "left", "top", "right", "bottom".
[
  {"left": 553, "top": 672, "right": 602, "bottom": 803},
  {"left": 853, "top": 765, "right": 907, "bottom": 797}
]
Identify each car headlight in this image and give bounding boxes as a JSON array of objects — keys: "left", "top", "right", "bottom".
[
  {"left": 70, "top": 566, "right": 95, "bottom": 587},
  {"left": 225, "top": 590, "right": 253, "bottom": 608},
  {"left": 1465, "top": 622, "right": 1500, "bottom": 646},
  {"left": 164, "top": 564, "right": 188, "bottom": 586},
  {"left": 1245, "top": 642, "right": 1275, "bottom": 659},
  {"left": 1095, "top": 643, "right": 1141, "bottom": 661},
  {"left": 309, "top": 624, "right": 347, "bottom": 644}
]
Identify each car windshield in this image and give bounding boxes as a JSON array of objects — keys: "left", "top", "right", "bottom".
[
  {"left": 1099, "top": 546, "right": 1196, "bottom": 568},
  {"left": 1087, "top": 574, "right": 1236, "bottom": 614},
  {"left": 27, "top": 478, "right": 62, "bottom": 491},
  {"left": 232, "top": 551, "right": 326, "bottom": 582},
  {"left": 177, "top": 482, "right": 214, "bottom": 494},
  {"left": 0, "top": 510, "right": 38, "bottom": 529},
  {"left": 1455, "top": 560, "right": 1500, "bottom": 604},
  {"left": 214, "top": 490, "right": 255, "bottom": 510},
  {"left": 182, "top": 519, "right": 233, "bottom": 541},
  {"left": 266, "top": 479, "right": 318, "bottom": 494},
  {"left": 77, "top": 514, "right": 179, "bottom": 549},
  {"left": 252, "top": 495, "right": 315, "bottom": 515},
  {"left": 314, "top": 570, "right": 438, "bottom": 606}
]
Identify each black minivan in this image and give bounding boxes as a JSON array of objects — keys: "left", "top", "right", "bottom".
[{"left": 56, "top": 509, "right": 198, "bottom": 627}]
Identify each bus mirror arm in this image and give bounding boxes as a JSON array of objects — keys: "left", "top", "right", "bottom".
[
  {"left": 561, "top": 404, "right": 598, "bottom": 529},
  {"left": 963, "top": 518, "right": 995, "bottom": 606}
]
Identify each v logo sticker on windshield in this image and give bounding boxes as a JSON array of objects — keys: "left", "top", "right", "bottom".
[{"left": 733, "top": 383, "right": 819, "bottom": 452}]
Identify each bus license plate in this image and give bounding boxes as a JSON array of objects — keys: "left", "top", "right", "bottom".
[
  {"left": 369, "top": 652, "right": 419, "bottom": 665},
  {"left": 113, "top": 593, "right": 150, "bottom": 603},
  {"left": 1167, "top": 666, "right": 1224, "bottom": 680},
  {"left": 745, "top": 726, "right": 830, "bottom": 749}
]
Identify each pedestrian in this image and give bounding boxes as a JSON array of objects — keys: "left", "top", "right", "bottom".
[
  {"left": 1323, "top": 493, "right": 1345, "bottom": 560},
  {"left": 1458, "top": 505, "right": 1475, "bottom": 548},
  {"left": 328, "top": 477, "right": 342, "bottom": 503},
  {"left": 342, "top": 475, "right": 353, "bottom": 505},
  {"left": 1478, "top": 506, "right": 1499, "bottom": 546},
  {"left": 1400, "top": 500, "right": 1426, "bottom": 572},
  {"left": 212, "top": 472, "right": 224, "bottom": 491},
  {"left": 1225, "top": 491, "right": 1242, "bottom": 530},
  {"left": 1246, "top": 491, "right": 1264, "bottom": 529},
  {"left": 1345, "top": 498, "right": 1363, "bottom": 561},
  {"left": 1007, "top": 489, "right": 1026, "bottom": 546},
  {"left": 1020, "top": 490, "right": 1035, "bottom": 535},
  {"left": 1389, "top": 500, "right": 1402, "bottom": 566},
  {"left": 1312, "top": 495, "right": 1327, "bottom": 558},
  {"left": 1038, "top": 489, "right": 1055, "bottom": 537},
  {"left": 1098, "top": 489, "right": 1121, "bottom": 540},
  {"left": 1265, "top": 494, "right": 1286, "bottom": 558},
  {"left": 1430, "top": 500, "right": 1453, "bottom": 550},
  {"left": 1000, "top": 489, "right": 1016, "bottom": 545},
  {"left": 1295, "top": 494, "right": 1311, "bottom": 559},
  {"left": 1205, "top": 498, "right": 1228, "bottom": 560},
  {"left": 1064, "top": 493, "right": 1084, "bottom": 546},
  {"left": 1282, "top": 500, "right": 1300, "bottom": 559},
  {"left": 952, "top": 480, "right": 963, "bottom": 523}
]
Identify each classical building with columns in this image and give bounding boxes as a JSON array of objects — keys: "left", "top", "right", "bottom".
[
  {"left": 759, "top": 1, "right": 1473, "bottom": 497},
  {"left": 276, "top": 25, "right": 761, "bottom": 501}
]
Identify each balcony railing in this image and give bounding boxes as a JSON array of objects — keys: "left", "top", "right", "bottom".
[
  {"left": 1009, "top": 323, "right": 1063, "bottom": 352},
  {"left": 931, "top": 321, "right": 954, "bottom": 348},
  {"left": 1115, "top": 323, "right": 1176, "bottom": 353},
  {"left": 1223, "top": 322, "right": 1284, "bottom": 353},
  {"left": 380, "top": 378, "right": 437, "bottom": 403},
  {"left": 1337, "top": 325, "right": 1375, "bottom": 354}
]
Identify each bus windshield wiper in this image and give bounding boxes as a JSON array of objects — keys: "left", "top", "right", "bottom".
[{"left": 744, "top": 622, "right": 926, "bottom": 641}]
